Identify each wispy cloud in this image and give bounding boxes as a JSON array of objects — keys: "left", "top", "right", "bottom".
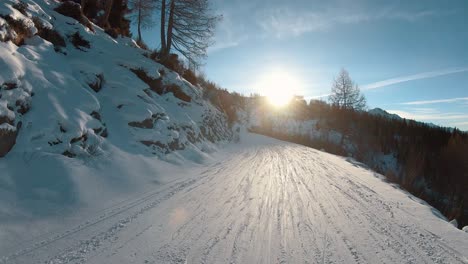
[
  {"left": 450, "top": 121, "right": 468, "bottom": 127},
  {"left": 208, "top": 40, "right": 241, "bottom": 53},
  {"left": 400, "top": 97, "right": 468, "bottom": 105},
  {"left": 387, "top": 109, "right": 468, "bottom": 121},
  {"left": 362, "top": 67, "right": 468, "bottom": 90},
  {"left": 256, "top": 7, "right": 441, "bottom": 38},
  {"left": 385, "top": 107, "right": 468, "bottom": 130},
  {"left": 210, "top": 11, "right": 248, "bottom": 53}
]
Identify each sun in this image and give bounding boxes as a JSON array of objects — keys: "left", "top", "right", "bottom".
[{"left": 255, "top": 68, "right": 304, "bottom": 107}]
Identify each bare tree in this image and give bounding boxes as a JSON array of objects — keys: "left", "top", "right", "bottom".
[
  {"left": 159, "top": 0, "right": 221, "bottom": 66},
  {"left": 128, "top": 0, "right": 156, "bottom": 43},
  {"left": 329, "top": 68, "right": 367, "bottom": 110}
]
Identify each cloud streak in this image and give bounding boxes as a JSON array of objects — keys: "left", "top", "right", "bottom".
[
  {"left": 385, "top": 107, "right": 468, "bottom": 130},
  {"left": 257, "top": 7, "right": 440, "bottom": 38},
  {"left": 400, "top": 97, "right": 468, "bottom": 105},
  {"left": 208, "top": 40, "right": 241, "bottom": 53},
  {"left": 362, "top": 67, "right": 468, "bottom": 90},
  {"left": 387, "top": 110, "right": 468, "bottom": 121},
  {"left": 210, "top": 10, "right": 249, "bottom": 52},
  {"left": 451, "top": 121, "right": 468, "bottom": 127}
]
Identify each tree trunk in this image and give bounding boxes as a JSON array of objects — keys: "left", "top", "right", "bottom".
[
  {"left": 81, "top": 0, "right": 87, "bottom": 15},
  {"left": 137, "top": 6, "right": 142, "bottom": 42},
  {"left": 99, "top": 0, "right": 113, "bottom": 29},
  {"left": 164, "top": 0, "right": 175, "bottom": 57},
  {"left": 160, "top": 0, "right": 166, "bottom": 54}
]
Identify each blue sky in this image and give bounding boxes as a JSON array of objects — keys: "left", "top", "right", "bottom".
[{"left": 136, "top": 0, "right": 468, "bottom": 130}]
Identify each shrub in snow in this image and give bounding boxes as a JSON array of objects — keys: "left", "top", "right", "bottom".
[
  {"left": 164, "top": 84, "right": 191, "bottom": 103},
  {"left": 0, "top": 16, "right": 34, "bottom": 45},
  {"left": 12, "top": 1, "right": 29, "bottom": 16},
  {"left": 32, "top": 17, "right": 66, "bottom": 50},
  {"left": 135, "top": 39, "right": 149, "bottom": 50},
  {"left": 90, "top": 111, "right": 102, "bottom": 121},
  {"left": 15, "top": 98, "right": 30, "bottom": 114},
  {"left": 0, "top": 124, "right": 17, "bottom": 157},
  {"left": 0, "top": 115, "right": 13, "bottom": 125},
  {"left": 128, "top": 117, "right": 153, "bottom": 129},
  {"left": 141, "top": 140, "right": 165, "bottom": 148},
  {"left": 62, "top": 150, "right": 75, "bottom": 158},
  {"left": 62, "top": 130, "right": 104, "bottom": 158},
  {"left": 87, "top": 73, "right": 104, "bottom": 92},
  {"left": 1, "top": 82, "right": 17, "bottom": 90},
  {"left": 182, "top": 68, "right": 198, "bottom": 86},
  {"left": 0, "top": 99, "right": 15, "bottom": 124},
  {"left": 100, "top": 127, "right": 108, "bottom": 137},
  {"left": 104, "top": 28, "right": 118, "bottom": 39},
  {"left": 168, "top": 138, "right": 184, "bottom": 151},
  {"left": 130, "top": 68, "right": 163, "bottom": 93},
  {"left": 54, "top": 1, "right": 93, "bottom": 31},
  {"left": 69, "top": 31, "right": 90, "bottom": 50},
  {"left": 129, "top": 68, "right": 191, "bottom": 103},
  {"left": 158, "top": 53, "right": 184, "bottom": 73}
]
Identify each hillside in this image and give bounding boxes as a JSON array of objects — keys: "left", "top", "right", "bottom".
[{"left": 0, "top": 0, "right": 234, "bottom": 226}]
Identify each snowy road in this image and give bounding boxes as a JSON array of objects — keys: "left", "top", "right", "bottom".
[{"left": 2, "top": 134, "right": 467, "bottom": 264}]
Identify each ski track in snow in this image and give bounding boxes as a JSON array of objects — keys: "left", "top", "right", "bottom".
[{"left": 2, "top": 135, "right": 467, "bottom": 264}]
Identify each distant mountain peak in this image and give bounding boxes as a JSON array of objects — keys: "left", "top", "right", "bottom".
[{"left": 368, "top": 108, "right": 402, "bottom": 120}]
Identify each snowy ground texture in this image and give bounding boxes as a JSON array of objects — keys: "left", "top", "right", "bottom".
[{"left": 1, "top": 133, "right": 467, "bottom": 264}]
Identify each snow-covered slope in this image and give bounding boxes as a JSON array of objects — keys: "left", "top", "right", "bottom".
[
  {"left": 0, "top": 0, "right": 233, "bottom": 235},
  {"left": 0, "top": 0, "right": 233, "bottom": 159},
  {"left": 1, "top": 133, "right": 467, "bottom": 264}
]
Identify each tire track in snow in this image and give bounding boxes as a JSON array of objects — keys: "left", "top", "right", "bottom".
[{"left": 5, "top": 137, "right": 467, "bottom": 264}]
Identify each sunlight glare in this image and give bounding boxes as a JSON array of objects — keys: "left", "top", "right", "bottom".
[{"left": 255, "top": 68, "right": 304, "bottom": 106}]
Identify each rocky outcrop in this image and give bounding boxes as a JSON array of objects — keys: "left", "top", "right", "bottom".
[{"left": 0, "top": 124, "right": 17, "bottom": 157}]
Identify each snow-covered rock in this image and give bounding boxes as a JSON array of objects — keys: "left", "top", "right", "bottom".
[
  {"left": 0, "top": 123, "right": 17, "bottom": 157},
  {"left": 449, "top": 219, "right": 458, "bottom": 228}
]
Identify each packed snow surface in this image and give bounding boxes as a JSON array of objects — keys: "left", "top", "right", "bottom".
[{"left": 1, "top": 133, "right": 466, "bottom": 264}]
